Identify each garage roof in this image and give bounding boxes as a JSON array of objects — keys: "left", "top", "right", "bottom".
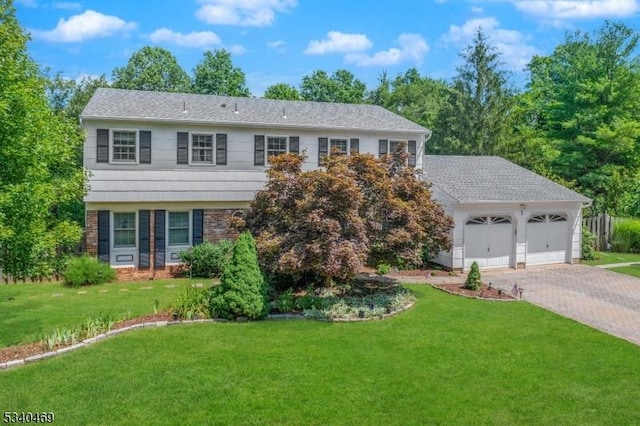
[
  {"left": 81, "top": 88, "right": 428, "bottom": 134},
  {"left": 423, "top": 156, "right": 591, "bottom": 204}
]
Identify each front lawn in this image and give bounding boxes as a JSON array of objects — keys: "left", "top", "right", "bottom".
[
  {"left": 0, "top": 279, "right": 194, "bottom": 346},
  {"left": 1, "top": 285, "right": 639, "bottom": 425},
  {"left": 608, "top": 264, "right": 640, "bottom": 278},
  {"left": 583, "top": 251, "right": 640, "bottom": 266}
]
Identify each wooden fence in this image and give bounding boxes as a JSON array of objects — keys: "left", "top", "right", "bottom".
[{"left": 582, "top": 213, "right": 618, "bottom": 250}]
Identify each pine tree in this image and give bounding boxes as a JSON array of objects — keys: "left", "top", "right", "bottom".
[{"left": 464, "top": 261, "right": 482, "bottom": 290}]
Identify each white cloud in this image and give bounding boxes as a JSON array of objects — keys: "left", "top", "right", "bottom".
[
  {"left": 511, "top": 0, "right": 640, "bottom": 19},
  {"left": 53, "top": 2, "right": 82, "bottom": 10},
  {"left": 471, "top": 6, "right": 484, "bottom": 14},
  {"left": 31, "top": 10, "right": 136, "bottom": 42},
  {"left": 442, "top": 17, "right": 538, "bottom": 70},
  {"left": 267, "top": 40, "right": 287, "bottom": 53},
  {"left": 304, "top": 31, "right": 373, "bottom": 55},
  {"left": 345, "top": 33, "right": 429, "bottom": 67},
  {"left": 229, "top": 44, "right": 247, "bottom": 55},
  {"left": 150, "top": 28, "right": 221, "bottom": 48},
  {"left": 195, "top": 0, "right": 297, "bottom": 27}
]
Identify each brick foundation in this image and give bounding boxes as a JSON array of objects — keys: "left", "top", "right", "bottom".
[
  {"left": 85, "top": 210, "right": 98, "bottom": 256},
  {"left": 204, "top": 208, "right": 241, "bottom": 242}
]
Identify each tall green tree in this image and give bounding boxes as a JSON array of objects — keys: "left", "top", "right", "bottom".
[
  {"left": 112, "top": 46, "right": 190, "bottom": 92},
  {"left": 263, "top": 82, "right": 300, "bottom": 100},
  {"left": 0, "top": 0, "right": 85, "bottom": 277},
  {"left": 431, "top": 28, "right": 514, "bottom": 155},
  {"left": 300, "top": 69, "right": 366, "bottom": 103},
  {"left": 191, "top": 49, "right": 250, "bottom": 96},
  {"left": 525, "top": 21, "right": 640, "bottom": 212}
]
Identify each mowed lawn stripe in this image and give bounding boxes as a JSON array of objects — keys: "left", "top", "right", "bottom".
[{"left": 1, "top": 285, "right": 639, "bottom": 425}]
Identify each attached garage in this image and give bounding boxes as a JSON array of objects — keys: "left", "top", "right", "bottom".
[
  {"left": 526, "top": 214, "right": 569, "bottom": 265},
  {"left": 423, "top": 156, "right": 591, "bottom": 271}
]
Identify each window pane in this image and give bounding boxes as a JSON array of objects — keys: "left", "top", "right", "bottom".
[
  {"left": 114, "top": 212, "right": 135, "bottom": 247},
  {"left": 113, "top": 131, "right": 137, "bottom": 162},
  {"left": 267, "top": 137, "right": 287, "bottom": 158},
  {"left": 168, "top": 212, "right": 189, "bottom": 246},
  {"left": 192, "top": 134, "right": 213, "bottom": 163},
  {"left": 330, "top": 139, "right": 347, "bottom": 156}
]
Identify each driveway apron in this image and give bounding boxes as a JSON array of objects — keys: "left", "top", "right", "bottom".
[{"left": 482, "top": 264, "right": 640, "bottom": 346}]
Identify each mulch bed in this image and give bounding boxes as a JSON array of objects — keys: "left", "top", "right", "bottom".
[
  {"left": 431, "top": 283, "right": 518, "bottom": 300},
  {"left": 0, "top": 312, "right": 172, "bottom": 364},
  {"left": 359, "top": 267, "right": 457, "bottom": 278}
]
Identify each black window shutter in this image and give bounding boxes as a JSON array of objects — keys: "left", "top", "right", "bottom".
[
  {"left": 216, "top": 134, "right": 227, "bottom": 165},
  {"left": 177, "top": 132, "right": 189, "bottom": 164},
  {"left": 154, "top": 210, "right": 166, "bottom": 269},
  {"left": 97, "top": 129, "right": 109, "bottom": 163},
  {"left": 318, "top": 137, "right": 328, "bottom": 166},
  {"left": 139, "top": 131, "right": 151, "bottom": 164},
  {"left": 379, "top": 139, "right": 388, "bottom": 157},
  {"left": 138, "top": 210, "right": 150, "bottom": 269},
  {"left": 408, "top": 140, "right": 417, "bottom": 167},
  {"left": 254, "top": 135, "right": 265, "bottom": 165},
  {"left": 289, "top": 136, "right": 300, "bottom": 154},
  {"left": 350, "top": 138, "right": 359, "bottom": 154},
  {"left": 97, "top": 210, "right": 110, "bottom": 263},
  {"left": 192, "top": 209, "right": 204, "bottom": 246}
]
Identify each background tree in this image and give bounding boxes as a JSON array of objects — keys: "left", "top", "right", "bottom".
[
  {"left": 112, "top": 46, "right": 190, "bottom": 92},
  {"left": 300, "top": 69, "right": 366, "bottom": 103},
  {"left": 525, "top": 21, "right": 640, "bottom": 213},
  {"left": 263, "top": 82, "right": 300, "bottom": 100},
  {"left": 431, "top": 28, "right": 514, "bottom": 155},
  {"left": 0, "top": 0, "right": 85, "bottom": 277},
  {"left": 191, "top": 49, "right": 250, "bottom": 96}
]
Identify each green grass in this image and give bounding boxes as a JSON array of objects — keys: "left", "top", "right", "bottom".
[
  {"left": 0, "top": 279, "right": 196, "bottom": 346},
  {"left": 583, "top": 251, "right": 640, "bottom": 266},
  {"left": 609, "top": 264, "right": 640, "bottom": 278},
  {"left": 1, "top": 285, "right": 639, "bottom": 425}
]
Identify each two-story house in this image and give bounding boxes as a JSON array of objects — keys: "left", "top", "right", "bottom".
[
  {"left": 82, "top": 88, "right": 590, "bottom": 275},
  {"left": 81, "top": 88, "right": 428, "bottom": 275}
]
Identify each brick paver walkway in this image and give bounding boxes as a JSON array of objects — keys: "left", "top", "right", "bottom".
[{"left": 483, "top": 264, "right": 640, "bottom": 346}]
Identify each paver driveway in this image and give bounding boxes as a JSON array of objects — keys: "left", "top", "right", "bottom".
[{"left": 483, "top": 264, "right": 640, "bottom": 346}]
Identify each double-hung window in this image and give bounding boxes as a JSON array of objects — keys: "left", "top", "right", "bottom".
[
  {"left": 267, "top": 136, "right": 287, "bottom": 159},
  {"left": 330, "top": 138, "right": 348, "bottom": 156},
  {"left": 113, "top": 212, "right": 136, "bottom": 247},
  {"left": 168, "top": 211, "right": 190, "bottom": 246},
  {"left": 192, "top": 134, "right": 213, "bottom": 164},
  {"left": 112, "top": 131, "right": 137, "bottom": 162}
]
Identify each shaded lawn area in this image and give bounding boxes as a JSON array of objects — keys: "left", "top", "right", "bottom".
[
  {"left": 1, "top": 285, "right": 640, "bottom": 425},
  {"left": 583, "top": 251, "right": 640, "bottom": 266},
  {"left": 0, "top": 279, "right": 195, "bottom": 346}
]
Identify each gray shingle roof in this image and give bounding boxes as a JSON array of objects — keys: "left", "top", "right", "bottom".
[
  {"left": 81, "top": 88, "right": 427, "bottom": 134},
  {"left": 423, "top": 156, "right": 591, "bottom": 204}
]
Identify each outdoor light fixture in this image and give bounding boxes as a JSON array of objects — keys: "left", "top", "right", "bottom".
[{"left": 520, "top": 204, "right": 526, "bottom": 215}]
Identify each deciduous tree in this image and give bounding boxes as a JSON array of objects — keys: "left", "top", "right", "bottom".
[
  {"left": 263, "top": 82, "right": 300, "bottom": 100},
  {"left": 112, "top": 46, "right": 190, "bottom": 92},
  {"left": 191, "top": 49, "right": 250, "bottom": 96},
  {"left": 300, "top": 69, "right": 366, "bottom": 103}
]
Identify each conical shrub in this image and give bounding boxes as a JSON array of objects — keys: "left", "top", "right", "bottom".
[{"left": 464, "top": 261, "right": 482, "bottom": 290}]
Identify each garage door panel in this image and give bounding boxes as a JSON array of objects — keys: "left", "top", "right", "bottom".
[
  {"left": 526, "top": 215, "right": 568, "bottom": 265},
  {"left": 464, "top": 216, "right": 513, "bottom": 269}
]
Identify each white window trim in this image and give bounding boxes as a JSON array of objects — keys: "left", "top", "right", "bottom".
[
  {"left": 112, "top": 211, "right": 137, "bottom": 249},
  {"left": 110, "top": 129, "right": 139, "bottom": 164},
  {"left": 266, "top": 135, "right": 289, "bottom": 160},
  {"left": 329, "top": 137, "right": 350, "bottom": 156},
  {"left": 189, "top": 132, "right": 215, "bottom": 166},
  {"left": 167, "top": 210, "right": 192, "bottom": 248}
]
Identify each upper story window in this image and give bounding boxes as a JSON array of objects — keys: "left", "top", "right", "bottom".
[
  {"left": 113, "top": 212, "right": 136, "bottom": 248},
  {"left": 267, "top": 136, "right": 288, "bottom": 159},
  {"left": 192, "top": 134, "right": 213, "bottom": 164},
  {"left": 112, "top": 131, "right": 137, "bottom": 163},
  {"left": 330, "top": 138, "right": 348, "bottom": 156},
  {"left": 379, "top": 139, "right": 417, "bottom": 167}
]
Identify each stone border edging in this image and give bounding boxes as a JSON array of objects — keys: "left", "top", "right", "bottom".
[{"left": 429, "top": 283, "right": 521, "bottom": 302}]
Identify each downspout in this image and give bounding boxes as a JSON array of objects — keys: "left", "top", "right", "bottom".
[{"left": 422, "top": 129, "right": 432, "bottom": 173}]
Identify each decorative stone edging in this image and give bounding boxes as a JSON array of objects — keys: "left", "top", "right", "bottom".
[{"left": 429, "top": 284, "right": 521, "bottom": 302}]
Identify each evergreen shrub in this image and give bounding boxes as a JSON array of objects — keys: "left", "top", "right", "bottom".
[{"left": 464, "top": 261, "right": 482, "bottom": 290}]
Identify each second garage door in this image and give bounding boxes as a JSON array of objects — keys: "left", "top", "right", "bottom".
[
  {"left": 464, "top": 216, "right": 513, "bottom": 269},
  {"left": 526, "top": 214, "right": 569, "bottom": 265}
]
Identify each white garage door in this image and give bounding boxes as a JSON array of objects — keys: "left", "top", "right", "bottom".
[
  {"left": 464, "top": 216, "right": 513, "bottom": 269},
  {"left": 526, "top": 214, "right": 569, "bottom": 265}
]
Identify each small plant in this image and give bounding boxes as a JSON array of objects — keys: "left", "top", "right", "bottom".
[
  {"left": 170, "top": 285, "right": 211, "bottom": 320},
  {"left": 179, "top": 240, "right": 233, "bottom": 278},
  {"left": 276, "top": 288, "right": 296, "bottom": 312},
  {"left": 210, "top": 232, "right": 268, "bottom": 320},
  {"left": 581, "top": 226, "right": 597, "bottom": 261},
  {"left": 42, "top": 312, "right": 123, "bottom": 350},
  {"left": 295, "top": 286, "right": 324, "bottom": 310},
  {"left": 376, "top": 263, "right": 391, "bottom": 276},
  {"left": 464, "top": 261, "right": 482, "bottom": 290},
  {"left": 63, "top": 255, "right": 116, "bottom": 287}
]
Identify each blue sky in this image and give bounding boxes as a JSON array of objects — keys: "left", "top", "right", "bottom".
[{"left": 14, "top": 0, "right": 640, "bottom": 96}]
